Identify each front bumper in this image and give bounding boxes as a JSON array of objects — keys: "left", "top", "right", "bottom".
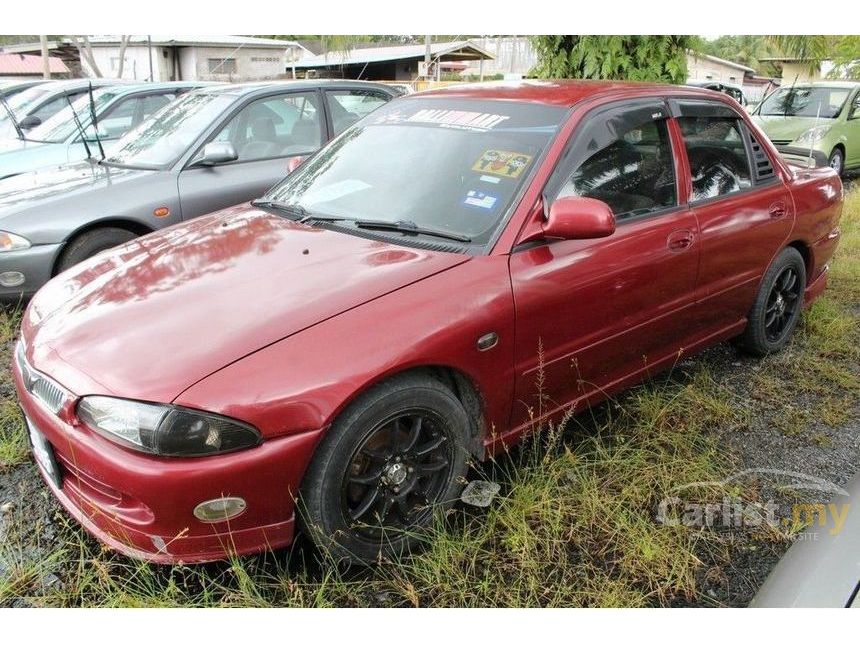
[
  {"left": 0, "top": 243, "right": 63, "bottom": 302},
  {"left": 12, "top": 350, "right": 323, "bottom": 563}
]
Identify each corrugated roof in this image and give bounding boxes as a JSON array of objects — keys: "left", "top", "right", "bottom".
[
  {"left": 688, "top": 51, "right": 756, "bottom": 73},
  {"left": 0, "top": 53, "right": 68, "bottom": 75},
  {"left": 85, "top": 35, "right": 303, "bottom": 50},
  {"left": 294, "top": 40, "right": 494, "bottom": 68}
]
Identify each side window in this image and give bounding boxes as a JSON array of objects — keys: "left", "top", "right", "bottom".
[
  {"left": 98, "top": 97, "right": 141, "bottom": 139},
  {"left": 31, "top": 92, "right": 83, "bottom": 123},
  {"left": 556, "top": 115, "right": 677, "bottom": 220},
  {"left": 678, "top": 115, "right": 752, "bottom": 202},
  {"left": 207, "top": 92, "right": 322, "bottom": 163},
  {"left": 325, "top": 90, "right": 390, "bottom": 136},
  {"left": 849, "top": 93, "right": 860, "bottom": 120},
  {"left": 140, "top": 94, "right": 172, "bottom": 119}
]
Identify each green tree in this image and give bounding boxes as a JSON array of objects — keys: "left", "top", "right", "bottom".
[
  {"left": 766, "top": 35, "right": 860, "bottom": 79},
  {"left": 531, "top": 36, "right": 691, "bottom": 83}
]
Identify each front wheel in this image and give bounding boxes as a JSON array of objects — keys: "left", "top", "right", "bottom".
[
  {"left": 737, "top": 246, "right": 806, "bottom": 356},
  {"left": 56, "top": 227, "right": 138, "bottom": 273},
  {"left": 299, "top": 373, "right": 471, "bottom": 564},
  {"left": 828, "top": 148, "right": 845, "bottom": 177}
]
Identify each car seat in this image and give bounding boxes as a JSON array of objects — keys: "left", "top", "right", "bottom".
[{"left": 241, "top": 117, "right": 280, "bottom": 159}]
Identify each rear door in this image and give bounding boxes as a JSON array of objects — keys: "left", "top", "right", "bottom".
[
  {"left": 509, "top": 100, "right": 700, "bottom": 429},
  {"left": 176, "top": 89, "right": 325, "bottom": 219},
  {"left": 672, "top": 99, "right": 794, "bottom": 333}
]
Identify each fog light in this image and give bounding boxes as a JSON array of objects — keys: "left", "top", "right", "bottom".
[
  {"left": 0, "top": 271, "right": 25, "bottom": 288},
  {"left": 193, "top": 496, "right": 246, "bottom": 523}
]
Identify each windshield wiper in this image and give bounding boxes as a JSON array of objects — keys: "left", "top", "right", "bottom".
[
  {"left": 354, "top": 219, "right": 471, "bottom": 243},
  {"left": 0, "top": 93, "right": 25, "bottom": 140},
  {"left": 87, "top": 82, "right": 105, "bottom": 161},
  {"left": 250, "top": 199, "right": 308, "bottom": 220}
]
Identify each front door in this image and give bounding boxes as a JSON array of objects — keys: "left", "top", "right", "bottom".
[
  {"left": 509, "top": 101, "right": 700, "bottom": 430},
  {"left": 177, "top": 90, "right": 325, "bottom": 220}
]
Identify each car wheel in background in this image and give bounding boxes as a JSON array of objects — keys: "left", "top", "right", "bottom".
[
  {"left": 56, "top": 227, "right": 138, "bottom": 273},
  {"left": 299, "top": 373, "right": 471, "bottom": 564},
  {"left": 828, "top": 148, "right": 845, "bottom": 177},
  {"left": 737, "top": 246, "right": 806, "bottom": 357}
]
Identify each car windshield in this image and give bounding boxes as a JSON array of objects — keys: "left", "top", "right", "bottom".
[
  {"left": 759, "top": 86, "right": 851, "bottom": 118},
  {"left": 0, "top": 85, "right": 55, "bottom": 138},
  {"left": 103, "top": 91, "right": 234, "bottom": 169},
  {"left": 263, "top": 97, "right": 566, "bottom": 248},
  {"left": 26, "top": 88, "right": 119, "bottom": 143}
]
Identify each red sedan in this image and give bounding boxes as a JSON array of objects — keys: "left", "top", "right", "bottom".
[{"left": 13, "top": 81, "right": 843, "bottom": 564}]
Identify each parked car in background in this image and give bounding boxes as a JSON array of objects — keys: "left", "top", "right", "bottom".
[
  {"left": 686, "top": 79, "right": 748, "bottom": 106},
  {"left": 751, "top": 81, "right": 860, "bottom": 176},
  {"left": 751, "top": 472, "right": 859, "bottom": 607},
  {"left": 13, "top": 81, "right": 842, "bottom": 564},
  {"left": 0, "top": 79, "right": 48, "bottom": 100},
  {"left": 0, "top": 82, "right": 213, "bottom": 179},
  {"left": 0, "top": 80, "right": 398, "bottom": 299},
  {"left": 0, "top": 79, "right": 122, "bottom": 141}
]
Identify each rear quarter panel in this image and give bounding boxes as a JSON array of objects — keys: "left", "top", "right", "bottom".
[{"left": 786, "top": 166, "right": 843, "bottom": 281}]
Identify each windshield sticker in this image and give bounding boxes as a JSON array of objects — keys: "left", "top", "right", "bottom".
[
  {"left": 374, "top": 108, "right": 510, "bottom": 131},
  {"left": 472, "top": 150, "right": 533, "bottom": 178},
  {"left": 479, "top": 175, "right": 501, "bottom": 184},
  {"left": 462, "top": 190, "right": 499, "bottom": 211}
]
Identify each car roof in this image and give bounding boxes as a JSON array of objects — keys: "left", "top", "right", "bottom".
[
  {"left": 191, "top": 79, "right": 397, "bottom": 98},
  {"left": 92, "top": 81, "right": 218, "bottom": 96},
  {"left": 409, "top": 79, "right": 736, "bottom": 107}
]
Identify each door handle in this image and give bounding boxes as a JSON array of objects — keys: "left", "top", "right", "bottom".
[
  {"left": 667, "top": 230, "right": 694, "bottom": 251},
  {"left": 769, "top": 202, "right": 787, "bottom": 219}
]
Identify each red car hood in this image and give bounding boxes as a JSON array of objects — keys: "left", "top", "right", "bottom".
[{"left": 23, "top": 205, "right": 468, "bottom": 402}]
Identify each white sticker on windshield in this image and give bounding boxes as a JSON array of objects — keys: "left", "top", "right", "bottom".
[
  {"left": 374, "top": 108, "right": 510, "bottom": 132},
  {"left": 301, "top": 179, "right": 372, "bottom": 207}
]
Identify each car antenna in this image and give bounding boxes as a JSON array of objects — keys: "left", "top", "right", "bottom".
[
  {"left": 807, "top": 100, "right": 822, "bottom": 169},
  {"left": 0, "top": 93, "right": 25, "bottom": 140},
  {"left": 63, "top": 92, "right": 94, "bottom": 161},
  {"left": 87, "top": 81, "right": 106, "bottom": 160}
]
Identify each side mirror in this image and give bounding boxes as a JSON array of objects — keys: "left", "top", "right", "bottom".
[
  {"left": 19, "top": 114, "right": 41, "bottom": 130},
  {"left": 542, "top": 196, "right": 616, "bottom": 240},
  {"left": 287, "top": 155, "right": 306, "bottom": 173},
  {"left": 191, "top": 142, "right": 238, "bottom": 167}
]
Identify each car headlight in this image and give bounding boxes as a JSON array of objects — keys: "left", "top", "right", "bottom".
[
  {"left": 794, "top": 125, "right": 831, "bottom": 146},
  {"left": 0, "top": 231, "right": 31, "bottom": 252},
  {"left": 77, "top": 396, "right": 261, "bottom": 457}
]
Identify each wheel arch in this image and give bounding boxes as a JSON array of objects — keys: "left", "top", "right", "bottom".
[
  {"left": 329, "top": 364, "right": 487, "bottom": 460},
  {"left": 786, "top": 239, "right": 812, "bottom": 285},
  {"left": 53, "top": 218, "right": 155, "bottom": 276}
]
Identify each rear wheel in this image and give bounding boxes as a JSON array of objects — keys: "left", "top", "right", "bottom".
[
  {"left": 737, "top": 247, "right": 806, "bottom": 356},
  {"left": 56, "top": 227, "right": 138, "bottom": 273},
  {"left": 829, "top": 147, "right": 845, "bottom": 177},
  {"left": 299, "top": 373, "right": 471, "bottom": 564}
]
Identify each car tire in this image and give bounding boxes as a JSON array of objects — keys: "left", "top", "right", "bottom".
[
  {"left": 737, "top": 246, "right": 806, "bottom": 357},
  {"left": 299, "top": 373, "right": 471, "bottom": 564},
  {"left": 56, "top": 227, "right": 138, "bottom": 274},
  {"left": 828, "top": 148, "right": 845, "bottom": 177}
]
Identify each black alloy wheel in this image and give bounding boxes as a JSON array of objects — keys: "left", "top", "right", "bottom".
[
  {"left": 299, "top": 373, "right": 471, "bottom": 564},
  {"left": 342, "top": 409, "right": 452, "bottom": 541},
  {"left": 763, "top": 266, "right": 802, "bottom": 343}
]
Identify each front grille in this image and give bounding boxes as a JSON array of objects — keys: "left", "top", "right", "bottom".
[{"left": 16, "top": 341, "right": 70, "bottom": 414}]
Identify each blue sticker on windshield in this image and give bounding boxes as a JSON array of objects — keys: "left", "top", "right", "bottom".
[{"left": 462, "top": 190, "right": 498, "bottom": 211}]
